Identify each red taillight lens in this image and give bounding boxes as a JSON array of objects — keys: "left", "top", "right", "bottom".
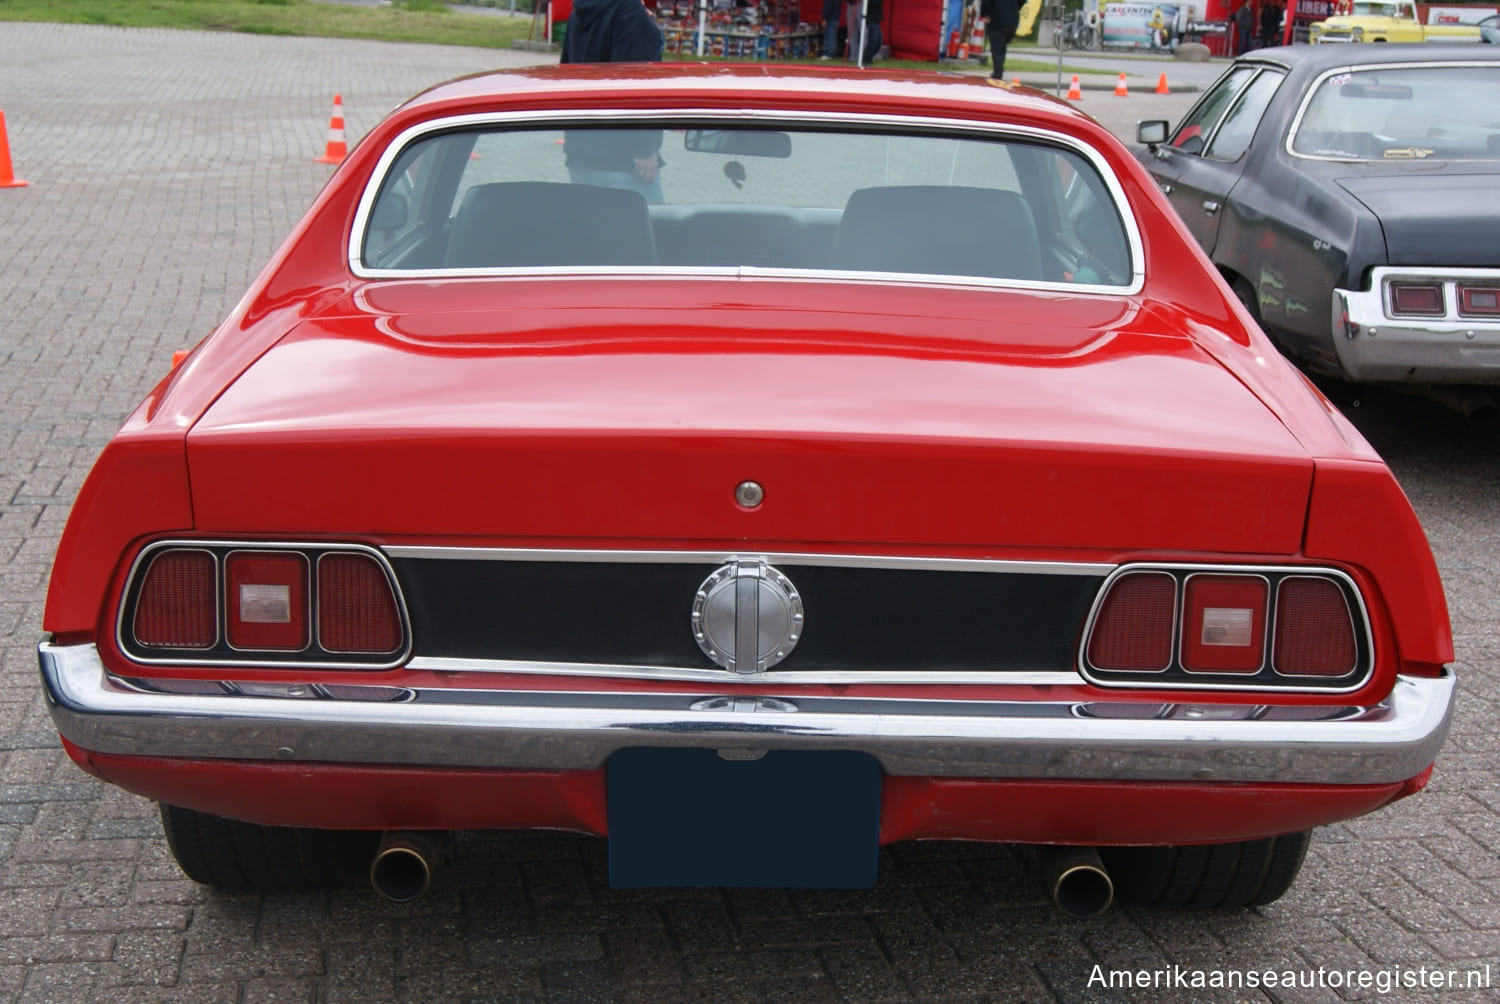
[
  {"left": 1459, "top": 286, "right": 1500, "bottom": 317},
  {"left": 1086, "top": 571, "right": 1176, "bottom": 672},
  {"left": 1181, "top": 575, "right": 1267, "bottom": 674},
  {"left": 1273, "top": 577, "right": 1357, "bottom": 677},
  {"left": 1389, "top": 282, "right": 1444, "bottom": 316},
  {"left": 133, "top": 549, "right": 216, "bottom": 648},
  {"left": 225, "top": 552, "right": 309, "bottom": 651},
  {"left": 318, "top": 553, "right": 402, "bottom": 654}
]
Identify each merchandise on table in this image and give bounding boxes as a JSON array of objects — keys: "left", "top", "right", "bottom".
[{"left": 656, "top": 0, "right": 822, "bottom": 58}]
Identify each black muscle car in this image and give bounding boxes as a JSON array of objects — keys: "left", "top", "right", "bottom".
[{"left": 1137, "top": 45, "right": 1500, "bottom": 413}]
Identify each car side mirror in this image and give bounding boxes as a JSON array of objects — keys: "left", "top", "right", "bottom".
[{"left": 1137, "top": 120, "right": 1170, "bottom": 150}]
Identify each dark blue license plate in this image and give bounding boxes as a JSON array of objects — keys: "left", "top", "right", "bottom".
[{"left": 607, "top": 748, "right": 882, "bottom": 889}]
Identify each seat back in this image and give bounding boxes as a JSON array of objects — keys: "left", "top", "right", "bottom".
[
  {"left": 829, "top": 185, "right": 1042, "bottom": 281},
  {"left": 445, "top": 181, "right": 657, "bottom": 268}
]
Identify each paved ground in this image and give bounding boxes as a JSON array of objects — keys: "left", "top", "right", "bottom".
[{"left": 1, "top": 21, "right": 1497, "bottom": 1004}]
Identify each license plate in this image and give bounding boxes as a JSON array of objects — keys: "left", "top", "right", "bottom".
[{"left": 606, "top": 748, "right": 882, "bottom": 889}]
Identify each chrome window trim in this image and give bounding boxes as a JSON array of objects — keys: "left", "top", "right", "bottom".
[
  {"left": 1079, "top": 563, "right": 1375, "bottom": 694},
  {"left": 222, "top": 549, "right": 312, "bottom": 654},
  {"left": 1177, "top": 572, "right": 1271, "bottom": 677},
  {"left": 382, "top": 545, "right": 1114, "bottom": 576},
  {"left": 347, "top": 108, "right": 1146, "bottom": 295},
  {"left": 117, "top": 541, "right": 412, "bottom": 670},
  {"left": 1286, "top": 60, "right": 1500, "bottom": 162}
]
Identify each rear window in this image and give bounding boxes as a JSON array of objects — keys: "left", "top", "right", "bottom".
[
  {"left": 1291, "top": 65, "right": 1500, "bottom": 161},
  {"left": 358, "top": 121, "right": 1135, "bottom": 288}
]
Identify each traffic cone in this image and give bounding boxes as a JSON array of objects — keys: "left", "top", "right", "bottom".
[
  {"left": 314, "top": 94, "right": 348, "bottom": 165},
  {"left": 1012, "top": 77, "right": 1021, "bottom": 86},
  {"left": 1066, "top": 75, "right": 1082, "bottom": 101},
  {"left": 1114, "top": 72, "right": 1129, "bottom": 97},
  {"left": 0, "top": 111, "right": 28, "bottom": 189},
  {"left": 1155, "top": 72, "right": 1171, "bottom": 95}
]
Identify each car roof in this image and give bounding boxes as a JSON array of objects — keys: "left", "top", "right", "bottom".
[
  {"left": 1235, "top": 41, "right": 1500, "bottom": 74},
  {"left": 398, "top": 62, "right": 1095, "bottom": 124}
]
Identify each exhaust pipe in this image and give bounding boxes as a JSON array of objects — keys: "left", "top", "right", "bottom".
[
  {"left": 1035, "top": 845, "right": 1114, "bottom": 920},
  {"left": 369, "top": 831, "right": 447, "bottom": 903}
]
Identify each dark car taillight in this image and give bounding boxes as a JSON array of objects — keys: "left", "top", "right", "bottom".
[
  {"left": 1388, "top": 281, "right": 1445, "bottom": 317},
  {"left": 1082, "top": 565, "right": 1370, "bottom": 691},
  {"left": 318, "top": 552, "right": 403, "bottom": 654},
  {"left": 1458, "top": 285, "right": 1500, "bottom": 318},
  {"left": 122, "top": 543, "right": 407, "bottom": 666},
  {"left": 132, "top": 549, "right": 217, "bottom": 648}
]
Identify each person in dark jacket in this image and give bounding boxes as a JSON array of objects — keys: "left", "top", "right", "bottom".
[
  {"left": 1259, "top": 0, "right": 1282, "bottom": 47},
  {"left": 1234, "top": 1, "right": 1254, "bottom": 53},
  {"left": 560, "top": 0, "right": 666, "bottom": 202},
  {"left": 857, "top": 0, "right": 885, "bottom": 63},
  {"left": 979, "top": 0, "right": 1020, "bottom": 79}
]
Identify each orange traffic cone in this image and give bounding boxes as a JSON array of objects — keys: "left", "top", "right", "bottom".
[
  {"left": 1066, "top": 75, "right": 1082, "bottom": 101},
  {"left": 1155, "top": 72, "right": 1171, "bottom": 95},
  {"left": 314, "top": 94, "right": 348, "bottom": 165},
  {"left": 0, "top": 111, "right": 28, "bottom": 189},
  {"left": 1012, "top": 77, "right": 1021, "bottom": 86},
  {"left": 1114, "top": 72, "right": 1129, "bottom": 97}
]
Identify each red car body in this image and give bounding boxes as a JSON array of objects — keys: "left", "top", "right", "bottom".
[{"left": 40, "top": 64, "right": 1453, "bottom": 910}]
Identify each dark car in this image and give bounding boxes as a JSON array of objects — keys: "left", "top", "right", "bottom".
[{"left": 1137, "top": 45, "right": 1500, "bottom": 412}]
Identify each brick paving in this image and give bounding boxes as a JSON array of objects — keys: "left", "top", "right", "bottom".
[{"left": 0, "top": 21, "right": 1497, "bottom": 1003}]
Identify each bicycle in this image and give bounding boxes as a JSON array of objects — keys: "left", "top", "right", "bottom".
[{"left": 1058, "top": 10, "right": 1098, "bottom": 50}]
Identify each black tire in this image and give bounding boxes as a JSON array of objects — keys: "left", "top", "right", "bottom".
[
  {"left": 159, "top": 803, "right": 377, "bottom": 893},
  {"left": 1100, "top": 831, "right": 1312, "bottom": 910}
]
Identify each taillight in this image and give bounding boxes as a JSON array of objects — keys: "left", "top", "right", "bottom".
[
  {"left": 1181, "top": 575, "right": 1267, "bottom": 674},
  {"left": 123, "top": 543, "right": 406, "bottom": 665},
  {"left": 1388, "top": 281, "right": 1444, "bottom": 317},
  {"left": 1458, "top": 285, "right": 1500, "bottom": 317},
  {"left": 318, "top": 553, "right": 402, "bottom": 654},
  {"left": 1085, "top": 571, "right": 1175, "bottom": 672},
  {"left": 225, "top": 552, "right": 309, "bottom": 651},
  {"left": 1083, "top": 565, "right": 1368, "bottom": 690},
  {"left": 132, "top": 549, "right": 217, "bottom": 648},
  {"left": 1273, "top": 576, "right": 1357, "bottom": 677}
]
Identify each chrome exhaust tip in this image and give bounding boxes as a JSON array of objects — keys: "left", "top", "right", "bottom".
[
  {"left": 369, "top": 831, "right": 446, "bottom": 903},
  {"left": 1035, "top": 845, "right": 1114, "bottom": 920}
]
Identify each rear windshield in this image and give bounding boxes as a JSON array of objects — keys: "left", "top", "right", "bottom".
[
  {"left": 1291, "top": 65, "right": 1500, "bottom": 161},
  {"left": 358, "top": 122, "right": 1135, "bottom": 287}
]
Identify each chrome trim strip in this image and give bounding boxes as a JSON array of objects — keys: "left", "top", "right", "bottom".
[
  {"left": 347, "top": 108, "right": 1146, "bottom": 295},
  {"left": 40, "top": 642, "right": 1453, "bottom": 785},
  {"left": 1078, "top": 563, "right": 1375, "bottom": 694},
  {"left": 382, "top": 546, "right": 1115, "bottom": 576},
  {"left": 403, "top": 656, "right": 1085, "bottom": 687}
]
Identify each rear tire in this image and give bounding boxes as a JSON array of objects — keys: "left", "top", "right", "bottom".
[
  {"left": 159, "top": 803, "right": 377, "bottom": 893},
  {"left": 1100, "top": 831, "right": 1312, "bottom": 910}
]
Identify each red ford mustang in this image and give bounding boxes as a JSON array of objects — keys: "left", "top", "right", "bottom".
[{"left": 38, "top": 64, "right": 1454, "bottom": 916}]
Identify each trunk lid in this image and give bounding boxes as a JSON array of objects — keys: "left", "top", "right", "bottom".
[{"left": 1338, "top": 172, "right": 1500, "bottom": 267}]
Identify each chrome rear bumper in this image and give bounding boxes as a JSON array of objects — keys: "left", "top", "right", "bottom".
[
  {"left": 40, "top": 642, "right": 1454, "bottom": 785},
  {"left": 1334, "top": 269, "right": 1500, "bottom": 384}
]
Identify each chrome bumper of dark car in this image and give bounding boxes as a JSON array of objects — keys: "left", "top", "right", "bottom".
[
  {"left": 1334, "top": 271, "right": 1500, "bottom": 384},
  {"left": 39, "top": 642, "right": 1454, "bottom": 785}
]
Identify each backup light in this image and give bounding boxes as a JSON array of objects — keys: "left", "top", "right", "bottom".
[
  {"left": 1459, "top": 286, "right": 1500, "bottom": 317},
  {"left": 1181, "top": 575, "right": 1267, "bottom": 674},
  {"left": 225, "top": 552, "right": 309, "bottom": 651},
  {"left": 133, "top": 549, "right": 216, "bottom": 649}
]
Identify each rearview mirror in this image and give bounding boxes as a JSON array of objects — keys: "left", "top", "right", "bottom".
[
  {"left": 683, "top": 129, "right": 792, "bottom": 158},
  {"left": 1137, "top": 120, "right": 1169, "bottom": 147}
]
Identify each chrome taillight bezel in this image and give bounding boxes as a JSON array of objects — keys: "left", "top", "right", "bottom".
[
  {"left": 1079, "top": 563, "right": 1374, "bottom": 693},
  {"left": 117, "top": 540, "right": 411, "bottom": 669}
]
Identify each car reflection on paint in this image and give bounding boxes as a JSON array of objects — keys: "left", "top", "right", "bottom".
[
  {"left": 1137, "top": 44, "right": 1500, "bottom": 416},
  {"left": 38, "top": 64, "right": 1454, "bottom": 916}
]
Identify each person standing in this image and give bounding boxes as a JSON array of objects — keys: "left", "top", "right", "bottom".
[
  {"left": 1234, "top": 0, "right": 1254, "bottom": 53},
  {"left": 859, "top": 0, "right": 885, "bottom": 63},
  {"left": 979, "top": 0, "right": 1020, "bottom": 80},
  {"left": 821, "top": 0, "right": 846, "bottom": 59},
  {"left": 559, "top": 0, "right": 665, "bottom": 202},
  {"left": 1259, "top": 0, "right": 1282, "bottom": 48}
]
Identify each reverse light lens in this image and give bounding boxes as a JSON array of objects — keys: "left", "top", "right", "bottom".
[
  {"left": 1389, "top": 282, "right": 1444, "bottom": 317},
  {"left": 319, "top": 553, "right": 402, "bottom": 653},
  {"left": 1181, "top": 575, "right": 1267, "bottom": 674},
  {"left": 225, "top": 552, "right": 309, "bottom": 651},
  {"left": 1086, "top": 571, "right": 1176, "bottom": 672},
  {"left": 1459, "top": 286, "right": 1500, "bottom": 317},
  {"left": 1273, "top": 577, "right": 1357, "bottom": 677},
  {"left": 133, "top": 549, "right": 217, "bottom": 648}
]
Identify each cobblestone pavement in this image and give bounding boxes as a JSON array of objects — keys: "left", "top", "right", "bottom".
[{"left": 1, "top": 22, "right": 1497, "bottom": 1004}]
